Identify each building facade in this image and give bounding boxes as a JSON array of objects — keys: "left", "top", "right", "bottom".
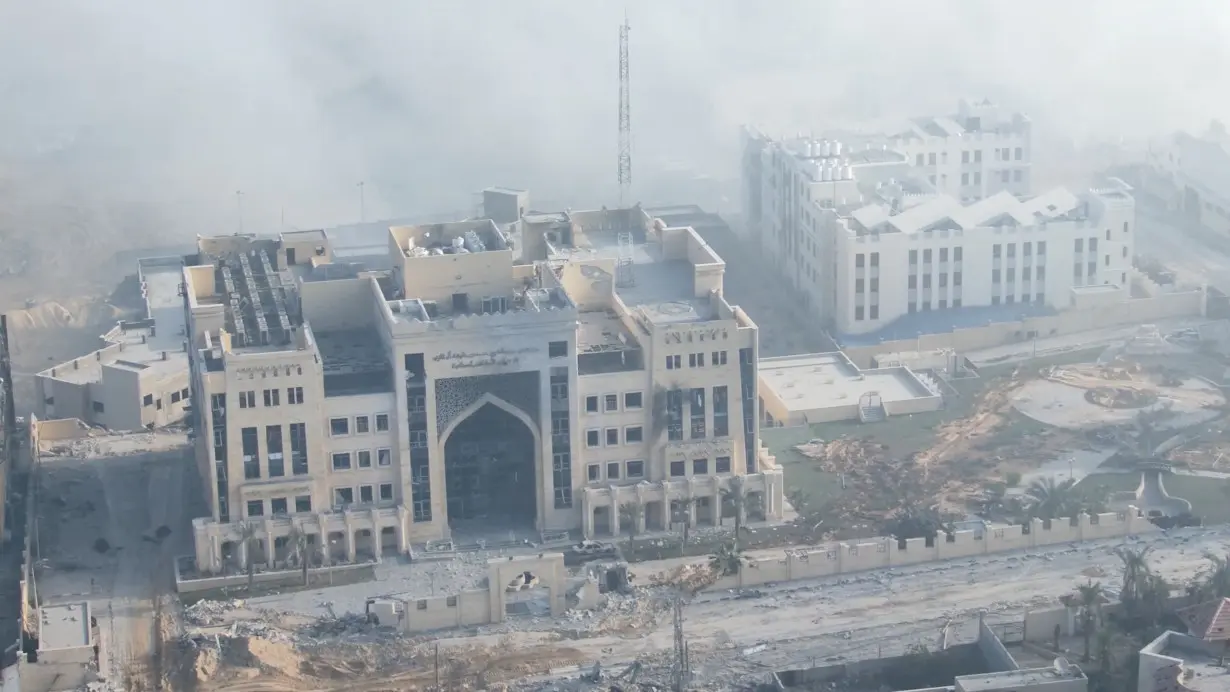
[
  {"left": 185, "top": 209, "right": 784, "bottom": 573},
  {"left": 740, "top": 98, "right": 1033, "bottom": 330},
  {"left": 833, "top": 183, "right": 1136, "bottom": 336},
  {"left": 1143, "top": 120, "right": 1230, "bottom": 235}
]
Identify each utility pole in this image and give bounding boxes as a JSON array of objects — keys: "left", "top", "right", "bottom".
[
  {"left": 235, "top": 190, "right": 245, "bottom": 233},
  {"left": 358, "top": 181, "right": 366, "bottom": 223},
  {"left": 671, "top": 597, "right": 689, "bottom": 691},
  {"left": 617, "top": 15, "right": 632, "bottom": 207}
]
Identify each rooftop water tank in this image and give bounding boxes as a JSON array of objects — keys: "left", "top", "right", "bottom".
[
  {"left": 833, "top": 141, "right": 843, "bottom": 157},
  {"left": 822, "top": 140, "right": 833, "bottom": 157},
  {"left": 821, "top": 166, "right": 832, "bottom": 182}
]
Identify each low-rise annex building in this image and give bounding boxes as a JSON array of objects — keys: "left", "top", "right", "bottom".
[
  {"left": 184, "top": 205, "right": 784, "bottom": 574},
  {"left": 34, "top": 257, "right": 191, "bottom": 431}
]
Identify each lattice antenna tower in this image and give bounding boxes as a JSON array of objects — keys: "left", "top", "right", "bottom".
[{"left": 617, "top": 14, "right": 632, "bottom": 207}]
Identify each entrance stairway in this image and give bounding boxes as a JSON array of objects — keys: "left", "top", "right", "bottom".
[{"left": 858, "top": 403, "right": 886, "bottom": 424}]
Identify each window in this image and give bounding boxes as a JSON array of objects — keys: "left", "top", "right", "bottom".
[
  {"left": 586, "top": 430, "right": 600, "bottom": 448},
  {"left": 605, "top": 428, "right": 619, "bottom": 446},
  {"left": 1014, "top": 147, "right": 1023, "bottom": 160},
  {"left": 993, "top": 244, "right": 1001, "bottom": 258},
  {"left": 855, "top": 306, "right": 865, "bottom": 321},
  {"left": 330, "top": 418, "right": 349, "bottom": 436},
  {"left": 992, "top": 296, "right": 1001, "bottom": 306},
  {"left": 1013, "top": 169, "right": 1023, "bottom": 182},
  {"left": 181, "top": 388, "right": 189, "bottom": 401},
  {"left": 716, "top": 456, "right": 732, "bottom": 473},
  {"left": 625, "top": 426, "right": 643, "bottom": 444},
  {"left": 624, "top": 391, "right": 643, "bottom": 409},
  {"left": 666, "top": 354, "right": 681, "bottom": 369},
  {"left": 238, "top": 391, "right": 255, "bottom": 408},
  {"left": 1007, "top": 244, "right": 1016, "bottom": 258},
  {"left": 974, "top": 150, "right": 982, "bottom": 163},
  {"left": 587, "top": 464, "right": 601, "bottom": 482},
  {"left": 669, "top": 460, "right": 686, "bottom": 477},
  {"left": 1037, "top": 241, "right": 1046, "bottom": 255},
  {"left": 1036, "top": 292, "right": 1045, "bottom": 303},
  {"left": 288, "top": 387, "right": 304, "bottom": 405},
  {"left": 1036, "top": 266, "right": 1046, "bottom": 280},
  {"left": 1006, "top": 268, "right": 1015, "bottom": 282},
  {"left": 1002, "top": 170, "right": 1011, "bottom": 183},
  {"left": 856, "top": 254, "right": 865, "bottom": 268},
  {"left": 604, "top": 394, "right": 619, "bottom": 412},
  {"left": 939, "top": 248, "right": 948, "bottom": 262},
  {"left": 626, "top": 460, "right": 645, "bottom": 478},
  {"left": 358, "top": 450, "right": 373, "bottom": 468},
  {"left": 961, "top": 173, "right": 969, "bottom": 186},
  {"left": 291, "top": 423, "right": 308, "bottom": 475},
  {"left": 408, "top": 394, "right": 426, "bottom": 413},
  {"left": 688, "top": 352, "right": 705, "bottom": 367},
  {"left": 908, "top": 275, "right": 917, "bottom": 289},
  {"left": 693, "top": 458, "right": 708, "bottom": 475},
  {"left": 928, "top": 152, "right": 937, "bottom": 165},
  {"left": 271, "top": 498, "right": 288, "bottom": 515},
  {"left": 909, "top": 249, "right": 918, "bottom": 264},
  {"left": 143, "top": 394, "right": 154, "bottom": 407},
  {"left": 332, "top": 452, "right": 352, "bottom": 471},
  {"left": 954, "top": 247, "right": 963, "bottom": 261},
  {"left": 939, "top": 273, "right": 948, "bottom": 287},
  {"left": 1089, "top": 237, "right": 1098, "bottom": 252},
  {"left": 1124, "top": 221, "right": 1130, "bottom": 234},
  {"left": 410, "top": 430, "right": 428, "bottom": 449},
  {"left": 855, "top": 278, "right": 864, "bottom": 294},
  {"left": 267, "top": 425, "right": 284, "bottom": 477},
  {"left": 962, "top": 151, "right": 970, "bottom": 163},
  {"left": 606, "top": 462, "right": 620, "bottom": 480},
  {"left": 295, "top": 495, "right": 312, "bottom": 513},
  {"left": 263, "top": 388, "right": 280, "bottom": 407},
  {"left": 870, "top": 252, "right": 879, "bottom": 267},
  {"left": 585, "top": 395, "right": 599, "bottom": 413},
  {"left": 953, "top": 298, "right": 962, "bottom": 308},
  {"left": 379, "top": 483, "right": 394, "bottom": 501},
  {"left": 375, "top": 414, "right": 389, "bottom": 432},
  {"left": 334, "top": 487, "right": 354, "bottom": 507},
  {"left": 360, "top": 485, "right": 374, "bottom": 504},
  {"left": 915, "top": 153, "right": 924, "bottom": 166},
  {"left": 355, "top": 416, "right": 370, "bottom": 434},
  {"left": 378, "top": 448, "right": 391, "bottom": 466},
  {"left": 992, "top": 269, "right": 1001, "bottom": 283},
  {"left": 711, "top": 351, "right": 728, "bottom": 366},
  {"left": 1122, "top": 246, "right": 1128, "bottom": 258},
  {"left": 869, "top": 305, "right": 879, "bottom": 320},
  {"left": 923, "top": 274, "right": 932, "bottom": 288},
  {"left": 171, "top": 391, "right": 181, "bottom": 404},
  {"left": 1105, "top": 254, "right": 1110, "bottom": 266},
  {"left": 938, "top": 299, "right": 948, "bottom": 309},
  {"left": 246, "top": 500, "right": 264, "bottom": 517},
  {"left": 548, "top": 340, "right": 568, "bottom": 358}
]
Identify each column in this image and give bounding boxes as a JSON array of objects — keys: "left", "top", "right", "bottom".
[
  {"left": 396, "top": 506, "right": 410, "bottom": 554},
  {"left": 317, "top": 511, "right": 331, "bottom": 565},
  {"left": 265, "top": 522, "right": 276, "bottom": 567},
  {"left": 610, "top": 487, "right": 621, "bottom": 537},
  {"left": 635, "top": 500, "right": 647, "bottom": 534},
  {"left": 237, "top": 537, "right": 249, "bottom": 571},
  {"left": 344, "top": 513, "right": 357, "bottom": 562},
  {"left": 581, "top": 492, "right": 594, "bottom": 538}
]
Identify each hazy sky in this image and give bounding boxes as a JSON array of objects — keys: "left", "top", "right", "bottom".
[{"left": 2, "top": 0, "right": 1229, "bottom": 241}]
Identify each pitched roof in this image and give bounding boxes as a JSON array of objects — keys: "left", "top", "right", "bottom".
[{"left": 1177, "top": 597, "right": 1230, "bottom": 641}]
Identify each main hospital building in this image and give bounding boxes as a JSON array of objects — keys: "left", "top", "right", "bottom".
[{"left": 167, "top": 201, "right": 783, "bottom": 571}]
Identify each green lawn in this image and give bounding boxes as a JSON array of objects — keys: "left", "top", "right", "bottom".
[
  {"left": 767, "top": 347, "right": 1108, "bottom": 518},
  {"left": 1081, "top": 472, "right": 1230, "bottom": 524}
]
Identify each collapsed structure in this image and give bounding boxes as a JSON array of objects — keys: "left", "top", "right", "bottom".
[{"left": 181, "top": 204, "right": 784, "bottom": 573}]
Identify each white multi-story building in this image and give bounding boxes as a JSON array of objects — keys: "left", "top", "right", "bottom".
[
  {"left": 739, "top": 101, "right": 1137, "bottom": 340},
  {"left": 183, "top": 206, "right": 783, "bottom": 574},
  {"left": 886, "top": 98, "right": 1033, "bottom": 201},
  {"left": 832, "top": 183, "right": 1136, "bottom": 337},
  {"left": 1143, "top": 120, "right": 1230, "bottom": 234}
]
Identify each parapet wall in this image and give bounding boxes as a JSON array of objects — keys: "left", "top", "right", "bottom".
[
  {"left": 706, "top": 510, "right": 1154, "bottom": 591},
  {"left": 842, "top": 292, "right": 1205, "bottom": 367}
]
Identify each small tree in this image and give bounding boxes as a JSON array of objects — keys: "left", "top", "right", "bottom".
[
  {"left": 708, "top": 540, "right": 746, "bottom": 577},
  {"left": 618, "top": 502, "right": 644, "bottom": 539},
  {"left": 238, "top": 522, "right": 261, "bottom": 593},
  {"left": 286, "top": 525, "right": 311, "bottom": 586},
  {"left": 1005, "top": 471, "right": 1022, "bottom": 488}
]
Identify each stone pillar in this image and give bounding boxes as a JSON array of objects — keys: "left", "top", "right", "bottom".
[
  {"left": 396, "top": 505, "right": 410, "bottom": 554},
  {"left": 636, "top": 500, "right": 647, "bottom": 534},
  {"left": 344, "top": 513, "right": 357, "bottom": 562},
  {"left": 610, "top": 487, "right": 621, "bottom": 537},
  {"left": 581, "top": 491, "right": 594, "bottom": 538},
  {"left": 237, "top": 537, "right": 249, "bottom": 570},
  {"left": 265, "top": 522, "right": 276, "bottom": 567},
  {"left": 317, "top": 512, "right": 331, "bottom": 565}
]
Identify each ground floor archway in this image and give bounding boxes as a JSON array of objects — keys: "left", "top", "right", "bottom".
[{"left": 442, "top": 399, "right": 539, "bottom": 534}]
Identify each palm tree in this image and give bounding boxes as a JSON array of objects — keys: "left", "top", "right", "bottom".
[
  {"left": 721, "top": 476, "right": 748, "bottom": 546},
  {"left": 1071, "top": 580, "right": 1105, "bottom": 662},
  {"left": 1026, "top": 477, "right": 1080, "bottom": 519},
  {"left": 286, "top": 525, "right": 311, "bottom": 586},
  {"left": 1189, "top": 552, "right": 1230, "bottom": 603},
  {"left": 238, "top": 522, "right": 261, "bottom": 593},
  {"left": 1114, "top": 545, "right": 1153, "bottom": 608},
  {"left": 618, "top": 502, "right": 644, "bottom": 539},
  {"left": 708, "top": 540, "right": 746, "bottom": 577}
]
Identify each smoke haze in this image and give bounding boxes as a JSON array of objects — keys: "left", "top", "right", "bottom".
[{"left": 1, "top": 0, "right": 1228, "bottom": 251}]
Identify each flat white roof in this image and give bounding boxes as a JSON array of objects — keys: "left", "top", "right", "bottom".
[
  {"left": 38, "top": 602, "right": 91, "bottom": 650},
  {"left": 759, "top": 352, "right": 931, "bottom": 412}
]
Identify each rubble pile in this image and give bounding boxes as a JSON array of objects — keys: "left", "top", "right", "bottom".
[{"left": 184, "top": 598, "right": 241, "bottom": 626}]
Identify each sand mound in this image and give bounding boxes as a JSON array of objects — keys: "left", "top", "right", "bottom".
[{"left": 242, "top": 637, "right": 307, "bottom": 680}]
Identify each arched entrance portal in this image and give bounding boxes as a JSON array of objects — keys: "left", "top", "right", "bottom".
[{"left": 442, "top": 399, "right": 539, "bottom": 532}]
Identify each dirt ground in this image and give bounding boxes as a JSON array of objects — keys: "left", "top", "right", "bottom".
[{"left": 35, "top": 430, "right": 203, "bottom": 691}]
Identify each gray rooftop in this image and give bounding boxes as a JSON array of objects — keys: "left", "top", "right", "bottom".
[
  {"left": 38, "top": 602, "right": 91, "bottom": 650},
  {"left": 315, "top": 329, "right": 392, "bottom": 397}
]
